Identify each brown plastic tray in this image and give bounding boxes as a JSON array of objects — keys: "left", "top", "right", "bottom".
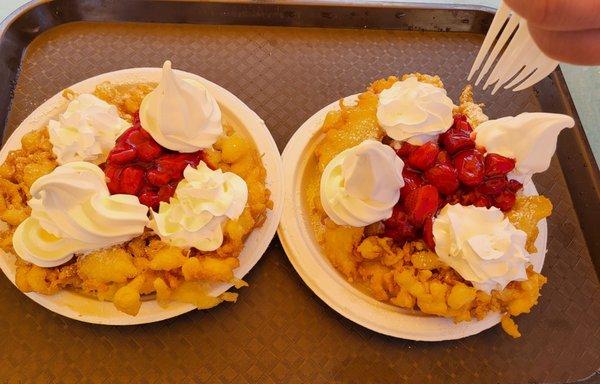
[{"left": 0, "top": 1, "right": 599, "bottom": 383}]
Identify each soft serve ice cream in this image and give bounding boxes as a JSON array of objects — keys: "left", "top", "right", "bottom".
[
  {"left": 140, "top": 61, "right": 223, "bottom": 152},
  {"left": 432, "top": 204, "right": 530, "bottom": 293},
  {"left": 320, "top": 140, "right": 404, "bottom": 227},
  {"left": 377, "top": 77, "right": 454, "bottom": 145},
  {"left": 49, "top": 93, "right": 129, "bottom": 164},
  {"left": 149, "top": 163, "right": 248, "bottom": 251},
  {"left": 13, "top": 162, "right": 149, "bottom": 267},
  {"left": 475, "top": 112, "right": 575, "bottom": 182}
]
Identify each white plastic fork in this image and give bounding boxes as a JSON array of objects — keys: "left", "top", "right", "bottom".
[{"left": 468, "top": 1, "right": 559, "bottom": 94}]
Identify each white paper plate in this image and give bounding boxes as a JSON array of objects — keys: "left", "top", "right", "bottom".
[
  {"left": 278, "top": 95, "right": 547, "bottom": 341},
  {"left": 0, "top": 67, "right": 284, "bottom": 325}
]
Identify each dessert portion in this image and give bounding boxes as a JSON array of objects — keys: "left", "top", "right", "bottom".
[
  {"left": 14, "top": 161, "right": 149, "bottom": 268},
  {"left": 304, "top": 74, "right": 573, "bottom": 337},
  {"left": 0, "top": 61, "right": 272, "bottom": 316}
]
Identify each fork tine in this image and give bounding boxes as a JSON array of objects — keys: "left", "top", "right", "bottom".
[
  {"left": 490, "top": 28, "right": 540, "bottom": 93},
  {"left": 467, "top": 2, "right": 511, "bottom": 81},
  {"left": 484, "top": 22, "right": 528, "bottom": 91},
  {"left": 503, "top": 50, "right": 545, "bottom": 89},
  {"left": 474, "top": 15, "right": 519, "bottom": 86},
  {"left": 513, "top": 59, "right": 559, "bottom": 91}
]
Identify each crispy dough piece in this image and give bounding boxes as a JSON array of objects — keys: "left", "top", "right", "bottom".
[
  {"left": 455, "top": 85, "right": 489, "bottom": 128},
  {"left": 508, "top": 195, "right": 553, "bottom": 253}
]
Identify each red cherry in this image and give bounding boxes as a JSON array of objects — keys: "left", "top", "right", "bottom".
[
  {"left": 108, "top": 147, "right": 138, "bottom": 164},
  {"left": 126, "top": 128, "right": 151, "bottom": 146},
  {"left": 423, "top": 217, "right": 435, "bottom": 251},
  {"left": 439, "top": 129, "right": 475, "bottom": 155},
  {"left": 158, "top": 183, "right": 177, "bottom": 202},
  {"left": 460, "top": 189, "right": 478, "bottom": 206},
  {"left": 137, "top": 141, "right": 163, "bottom": 162},
  {"left": 484, "top": 154, "right": 516, "bottom": 177},
  {"left": 146, "top": 168, "right": 171, "bottom": 186},
  {"left": 403, "top": 185, "right": 439, "bottom": 228},
  {"left": 453, "top": 114, "right": 468, "bottom": 123},
  {"left": 445, "top": 191, "right": 462, "bottom": 206},
  {"left": 157, "top": 154, "right": 190, "bottom": 179},
  {"left": 400, "top": 168, "right": 424, "bottom": 199},
  {"left": 436, "top": 150, "right": 452, "bottom": 166},
  {"left": 424, "top": 164, "right": 459, "bottom": 195},
  {"left": 454, "top": 119, "right": 473, "bottom": 134},
  {"left": 507, "top": 179, "right": 523, "bottom": 192},
  {"left": 383, "top": 205, "right": 417, "bottom": 244},
  {"left": 119, "top": 166, "right": 145, "bottom": 195},
  {"left": 116, "top": 127, "right": 137, "bottom": 143},
  {"left": 131, "top": 112, "right": 141, "bottom": 126},
  {"left": 494, "top": 189, "right": 516, "bottom": 212},
  {"left": 183, "top": 152, "right": 203, "bottom": 168},
  {"left": 473, "top": 194, "right": 492, "bottom": 208},
  {"left": 396, "top": 142, "right": 418, "bottom": 160},
  {"left": 477, "top": 176, "right": 508, "bottom": 196},
  {"left": 188, "top": 150, "right": 204, "bottom": 166},
  {"left": 454, "top": 149, "right": 485, "bottom": 187},
  {"left": 407, "top": 142, "right": 440, "bottom": 171},
  {"left": 104, "top": 165, "right": 122, "bottom": 194},
  {"left": 139, "top": 190, "right": 161, "bottom": 210}
]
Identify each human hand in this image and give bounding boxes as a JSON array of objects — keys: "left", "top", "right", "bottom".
[{"left": 503, "top": 0, "right": 600, "bottom": 65}]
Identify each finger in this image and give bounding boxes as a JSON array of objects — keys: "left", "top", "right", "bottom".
[
  {"left": 504, "top": 0, "right": 600, "bottom": 31},
  {"left": 528, "top": 25, "right": 600, "bottom": 65}
]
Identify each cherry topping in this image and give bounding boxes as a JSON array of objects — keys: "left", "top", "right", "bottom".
[
  {"left": 139, "top": 190, "right": 161, "bottom": 209},
  {"left": 137, "top": 141, "right": 163, "bottom": 162},
  {"left": 158, "top": 183, "right": 178, "bottom": 202},
  {"left": 507, "top": 179, "right": 524, "bottom": 193},
  {"left": 453, "top": 113, "right": 468, "bottom": 123},
  {"left": 473, "top": 194, "right": 492, "bottom": 208},
  {"left": 103, "top": 112, "right": 204, "bottom": 210},
  {"left": 423, "top": 216, "right": 435, "bottom": 251},
  {"left": 104, "top": 164, "right": 122, "bottom": 193},
  {"left": 119, "top": 166, "right": 145, "bottom": 195},
  {"left": 453, "top": 117, "right": 472, "bottom": 134},
  {"left": 383, "top": 205, "right": 417, "bottom": 244},
  {"left": 396, "top": 142, "right": 417, "bottom": 160},
  {"left": 494, "top": 189, "right": 517, "bottom": 212},
  {"left": 454, "top": 149, "right": 485, "bottom": 187},
  {"left": 484, "top": 153, "right": 516, "bottom": 177},
  {"left": 407, "top": 141, "right": 439, "bottom": 171},
  {"left": 400, "top": 168, "right": 424, "bottom": 198},
  {"left": 425, "top": 164, "right": 459, "bottom": 195},
  {"left": 403, "top": 185, "right": 439, "bottom": 228},
  {"left": 439, "top": 118, "right": 474, "bottom": 155},
  {"left": 477, "top": 176, "right": 508, "bottom": 196},
  {"left": 383, "top": 114, "right": 525, "bottom": 246},
  {"left": 436, "top": 150, "right": 452, "bottom": 166},
  {"left": 109, "top": 147, "right": 138, "bottom": 164},
  {"left": 146, "top": 168, "right": 171, "bottom": 186}
]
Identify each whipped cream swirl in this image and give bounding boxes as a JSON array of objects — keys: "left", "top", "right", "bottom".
[
  {"left": 377, "top": 77, "right": 454, "bottom": 145},
  {"left": 13, "top": 162, "right": 149, "bottom": 267},
  {"left": 140, "top": 61, "right": 223, "bottom": 152},
  {"left": 320, "top": 140, "right": 404, "bottom": 227},
  {"left": 475, "top": 112, "right": 574, "bottom": 182},
  {"left": 432, "top": 204, "right": 530, "bottom": 293},
  {"left": 149, "top": 163, "right": 248, "bottom": 251},
  {"left": 49, "top": 93, "right": 129, "bottom": 165}
]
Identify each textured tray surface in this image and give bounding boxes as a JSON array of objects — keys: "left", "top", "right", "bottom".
[{"left": 1, "top": 22, "right": 599, "bottom": 383}]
